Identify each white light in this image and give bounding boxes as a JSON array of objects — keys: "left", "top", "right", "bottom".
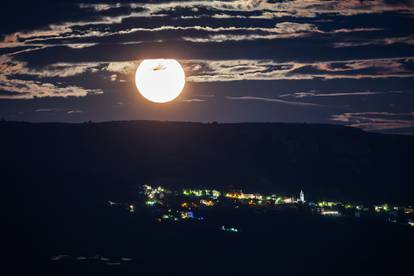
[{"left": 321, "top": 210, "right": 340, "bottom": 216}]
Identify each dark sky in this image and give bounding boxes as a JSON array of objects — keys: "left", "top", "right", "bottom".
[{"left": 1, "top": 0, "right": 414, "bottom": 134}]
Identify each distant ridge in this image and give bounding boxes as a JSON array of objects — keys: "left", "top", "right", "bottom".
[{"left": 1, "top": 120, "right": 413, "bottom": 204}]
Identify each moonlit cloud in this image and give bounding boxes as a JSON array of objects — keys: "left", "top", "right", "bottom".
[
  {"left": 50, "top": 255, "right": 67, "bottom": 261},
  {"left": 67, "top": 110, "right": 84, "bottom": 114},
  {"left": 0, "top": 56, "right": 103, "bottom": 99},
  {"left": 106, "top": 62, "right": 137, "bottom": 74},
  {"left": 226, "top": 96, "right": 321, "bottom": 107},
  {"left": 0, "top": 1, "right": 410, "bottom": 54},
  {"left": 0, "top": 75, "right": 103, "bottom": 99},
  {"left": 0, "top": 55, "right": 102, "bottom": 77},
  {"left": 183, "top": 25, "right": 382, "bottom": 43},
  {"left": 334, "top": 35, "right": 414, "bottom": 48},
  {"left": 142, "top": 0, "right": 414, "bottom": 18},
  {"left": 185, "top": 57, "right": 414, "bottom": 82},
  {"left": 281, "top": 90, "right": 406, "bottom": 98},
  {"left": 331, "top": 111, "right": 414, "bottom": 132},
  {"left": 181, "top": 98, "right": 206, "bottom": 102},
  {"left": 35, "top": 108, "right": 62, "bottom": 112}
]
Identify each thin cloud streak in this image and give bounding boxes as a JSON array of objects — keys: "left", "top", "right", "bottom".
[
  {"left": 281, "top": 91, "right": 406, "bottom": 98},
  {"left": 226, "top": 96, "right": 321, "bottom": 107},
  {"left": 331, "top": 111, "right": 414, "bottom": 131}
]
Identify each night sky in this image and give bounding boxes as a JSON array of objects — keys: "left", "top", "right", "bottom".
[{"left": 1, "top": 0, "right": 414, "bottom": 134}]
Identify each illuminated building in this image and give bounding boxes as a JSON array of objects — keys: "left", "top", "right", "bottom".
[
  {"left": 145, "top": 200, "right": 157, "bottom": 206},
  {"left": 318, "top": 201, "right": 337, "bottom": 208},
  {"left": 225, "top": 192, "right": 257, "bottom": 200},
  {"left": 404, "top": 207, "right": 413, "bottom": 214},
  {"left": 221, "top": 226, "right": 239, "bottom": 233},
  {"left": 300, "top": 190, "right": 305, "bottom": 203},
  {"left": 181, "top": 211, "right": 194, "bottom": 219},
  {"left": 211, "top": 190, "right": 221, "bottom": 199},
  {"left": 321, "top": 210, "right": 340, "bottom": 216},
  {"left": 374, "top": 204, "right": 390, "bottom": 213},
  {"left": 275, "top": 197, "right": 283, "bottom": 204},
  {"left": 182, "top": 189, "right": 221, "bottom": 198},
  {"left": 200, "top": 199, "right": 215, "bottom": 206}
]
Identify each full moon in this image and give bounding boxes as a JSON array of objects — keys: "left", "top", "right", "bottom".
[{"left": 135, "top": 59, "right": 185, "bottom": 103}]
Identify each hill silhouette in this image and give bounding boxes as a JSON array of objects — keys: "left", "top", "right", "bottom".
[{"left": 1, "top": 120, "right": 413, "bottom": 204}]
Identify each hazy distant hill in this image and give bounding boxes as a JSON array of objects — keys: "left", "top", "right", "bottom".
[{"left": 1, "top": 121, "right": 413, "bottom": 204}]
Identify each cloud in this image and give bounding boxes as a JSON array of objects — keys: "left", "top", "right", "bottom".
[
  {"left": 106, "top": 62, "right": 137, "bottom": 74},
  {"left": 33, "top": 108, "right": 84, "bottom": 114},
  {"left": 334, "top": 35, "right": 414, "bottom": 48},
  {"left": 0, "top": 56, "right": 102, "bottom": 78},
  {"left": 67, "top": 110, "right": 84, "bottom": 114},
  {"left": 281, "top": 90, "right": 406, "bottom": 98},
  {"left": 2, "top": 22, "right": 325, "bottom": 49},
  {"left": 331, "top": 111, "right": 414, "bottom": 131},
  {"left": 0, "top": 75, "right": 103, "bottom": 99},
  {"left": 0, "top": 55, "right": 103, "bottom": 99},
  {"left": 65, "top": 43, "right": 98, "bottom": 49},
  {"left": 50, "top": 255, "right": 68, "bottom": 261},
  {"left": 226, "top": 96, "right": 321, "bottom": 106},
  {"left": 78, "top": 3, "right": 120, "bottom": 12},
  {"left": 185, "top": 57, "right": 414, "bottom": 82},
  {"left": 181, "top": 25, "right": 381, "bottom": 43},
  {"left": 185, "top": 59, "right": 306, "bottom": 82},
  {"left": 181, "top": 98, "right": 206, "bottom": 102},
  {"left": 182, "top": 33, "right": 305, "bottom": 43},
  {"left": 0, "top": 0, "right": 410, "bottom": 54},
  {"left": 0, "top": 56, "right": 136, "bottom": 99},
  {"left": 143, "top": 0, "right": 414, "bottom": 18},
  {"left": 35, "top": 108, "right": 63, "bottom": 112},
  {"left": 109, "top": 74, "right": 118, "bottom": 82}
]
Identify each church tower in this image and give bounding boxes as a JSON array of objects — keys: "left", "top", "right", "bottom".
[{"left": 300, "top": 190, "right": 305, "bottom": 203}]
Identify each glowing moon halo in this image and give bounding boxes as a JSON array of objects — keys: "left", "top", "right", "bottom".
[{"left": 135, "top": 59, "right": 185, "bottom": 103}]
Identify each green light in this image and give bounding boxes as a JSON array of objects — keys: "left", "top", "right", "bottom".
[
  {"left": 146, "top": 200, "right": 156, "bottom": 206},
  {"left": 221, "top": 226, "right": 239, "bottom": 233}
]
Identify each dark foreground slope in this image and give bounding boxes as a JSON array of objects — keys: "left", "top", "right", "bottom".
[
  {"left": 1, "top": 120, "right": 413, "bottom": 203},
  {"left": 1, "top": 121, "right": 414, "bottom": 276}
]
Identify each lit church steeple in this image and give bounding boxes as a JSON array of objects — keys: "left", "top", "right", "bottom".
[{"left": 300, "top": 190, "right": 305, "bottom": 203}]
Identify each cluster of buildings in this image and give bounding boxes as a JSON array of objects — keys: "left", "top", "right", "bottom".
[{"left": 110, "top": 185, "right": 414, "bottom": 230}]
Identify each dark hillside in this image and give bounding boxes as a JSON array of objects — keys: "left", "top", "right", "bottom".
[{"left": 1, "top": 121, "right": 413, "bottom": 204}]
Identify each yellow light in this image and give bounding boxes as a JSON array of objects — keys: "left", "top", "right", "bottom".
[
  {"left": 135, "top": 59, "right": 185, "bottom": 103},
  {"left": 201, "top": 199, "right": 214, "bottom": 206}
]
